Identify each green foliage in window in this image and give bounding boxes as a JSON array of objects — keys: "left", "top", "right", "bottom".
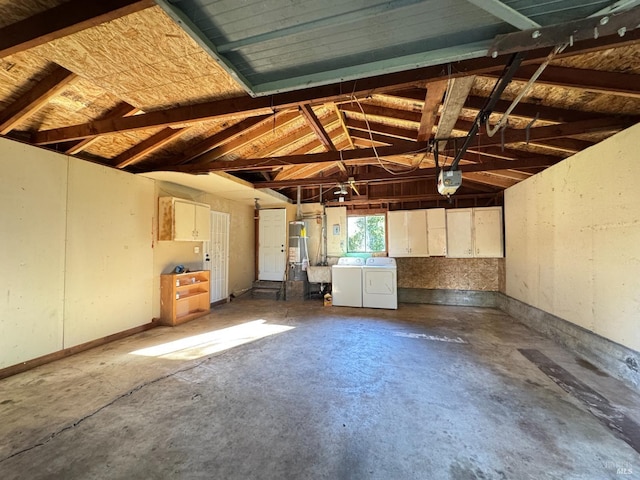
[{"left": 347, "top": 215, "right": 386, "bottom": 253}]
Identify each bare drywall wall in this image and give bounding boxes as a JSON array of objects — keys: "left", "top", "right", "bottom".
[
  {"left": 326, "top": 206, "right": 347, "bottom": 257},
  {"left": 64, "top": 158, "right": 155, "bottom": 347},
  {"left": 505, "top": 123, "right": 640, "bottom": 352},
  {"left": 0, "top": 139, "right": 68, "bottom": 368}
]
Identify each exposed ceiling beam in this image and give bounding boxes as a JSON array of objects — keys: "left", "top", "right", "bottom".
[
  {"left": 465, "top": 0, "right": 540, "bottom": 29},
  {"left": 488, "top": 65, "right": 640, "bottom": 98},
  {"left": 340, "top": 103, "right": 422, "bottom": 124},
  {"left": 347, "top": 119, "right": 417, "bottom": 141},
  {"left": 31, "top": 30, "right": 640, "bottom": 146},
  {"left": 463, "top": 171, "right": 518, "bottom": 188},
  {"left": 349, "top": 130, "right": 420, "bottom": 148},
  {"left": 0, "top": 66, "right": 76, "bottom": 134},
  {"left": 463, "top": 95, "right": 609, "bottom": 123},
  {"left": 331, "top": 103, "right": 355, "bottom": 149},
  {"left": 115, "top": 127, "right": 187, "bottom": 169},
  {"left": 299, "top": 104, "right": 337, "bottom": 151},
  {"left": 0, "top": 0, "right": 156, "bottom": 58},
  {"left": 253, "top": 156, "right": 558, "bottom": 188},
  {"left": 175, "top": 115, "right": 270, "bottom": 164},
  {"left": 320, "top": 192, "right": 501, "bottom": 206},
  {"left": 188, "top": 111, "right": 301, "bottom": 164},
  {"left": 65, "top": 102, "right": 139, "bottom": 155},
  {"left": 299, "top": 104, "right": 346, "bottom": 174},
  {"left": 475, "top": 117, "right": 635, "bottom": 147},
  {"left": 436, "top": 76, "right": 476, "bottom": 151},
  {"left": 173, "top": 143, "right": 428, "bottom": 173},
  {"left": 417, "top": 80, "right": 447, "bottom": 142},
  {"left": 377, "top": 88, "right": 427, "bottom": 103}
]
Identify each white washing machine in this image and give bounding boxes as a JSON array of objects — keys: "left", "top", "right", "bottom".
[
  {"left": 331, "top": 257, "right": 364, "bottom": 307},
  {"left": 362, "top": 257, "right": 397, "bottom": 309}
]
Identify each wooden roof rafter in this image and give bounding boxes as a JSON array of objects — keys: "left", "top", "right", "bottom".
[
  {"left": 0, "top": 0, "right": 156, "bottom": 58},
  {"left": 0, "top": 65, "right": 76, "bottom": 135},
  {"left": 30, "top": 29, "right": 640, "bottom": 146}
]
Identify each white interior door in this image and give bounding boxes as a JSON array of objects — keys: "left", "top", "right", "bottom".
[
  {"left": 203, "top": 211, "right": 229, "bottom": 303},
  {"left": 258, "top": 209, "right": 287, "bottom": 281}
]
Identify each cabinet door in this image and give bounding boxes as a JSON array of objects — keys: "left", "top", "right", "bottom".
[
  {"left": 406, "top": 210, "right": 428, "bottom": 256},
  {"left": 427, "top": 209, "right": 447, "bottom": 256},
  {"left": 474, "top": 207, "right": 503, "bottom": 257},
  {"left": 173, "top": 200, "right": 195, "bottom": 241},
  {"left": 446, "top": 209, "right": 473, "bottom": 258},
  {"left": 194, "top": 204, "right": 211, "bottom": 240},
  {"left": 387, "top": 211, "right": 408, "bottom": 257}
]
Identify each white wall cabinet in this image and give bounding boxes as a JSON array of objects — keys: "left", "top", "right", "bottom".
[
  {"left": 426, "top": 208, "right": 447, "bottom": 256},
  {"left": 446, "top": 207, "right": 503, "bottom": 258},
  {"left": 474, "top": 207, "right": 503, "bottom": 257},
  {"left": 159, "top": 197, "right": 211, "bottom": 241},
  {"left": 387, "top": 210, "right": 428, "bottom": 257}
]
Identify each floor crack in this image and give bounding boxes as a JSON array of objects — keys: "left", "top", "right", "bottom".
[{"left": 0, "top": 358, "right": 211, "bottom": 464}]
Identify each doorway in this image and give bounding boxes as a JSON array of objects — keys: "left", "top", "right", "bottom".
[
  {"left": 258, "top": 209, "right": 287, "bottom": 281},
  {"left": 203, "top": 211, "right": 230, "bottom": 303}
]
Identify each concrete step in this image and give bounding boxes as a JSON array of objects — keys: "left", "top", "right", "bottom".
[
  {"left": 252, "top": 280, "right": 282, "bottom": 290},
  {"left": 252, "top": 287, "right": 281, "bottom": 300}
]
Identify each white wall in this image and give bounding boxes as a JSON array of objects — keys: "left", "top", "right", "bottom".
[
  {"left": 505, "top": 123, "right": 640, "bottom": 352},
  {"left": 0, "top": 139, "right": 155, "bottom": 367},
  {"left": 64, "top": 158, "right": 154, "bottom": 347},
  {"left": 0, "top": 140, "right": 68, "bottom": 367}
]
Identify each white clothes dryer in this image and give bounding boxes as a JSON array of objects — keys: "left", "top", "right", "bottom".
[{"left": 362, "top": 257, "right": 397, "bottom": 309}]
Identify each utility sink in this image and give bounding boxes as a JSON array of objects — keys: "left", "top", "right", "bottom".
[{"left": 306, "top": 266, "right": 331, "bottom": 283}]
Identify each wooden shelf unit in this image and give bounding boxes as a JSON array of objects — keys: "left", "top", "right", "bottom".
[{"left": 160, "top": 270, "right": 210, "bottom": 326}]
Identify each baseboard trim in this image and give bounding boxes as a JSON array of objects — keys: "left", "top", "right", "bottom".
[
  {"left": 496, "top": 293, "right": 640, "bottom": 392},
  {"left": 0, "top": 321, "right": 158, "bottom": 381}
]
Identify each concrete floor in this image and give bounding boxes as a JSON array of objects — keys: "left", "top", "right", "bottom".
[{"left": 0, "top": 298, "right": 639, "bottom": 479}]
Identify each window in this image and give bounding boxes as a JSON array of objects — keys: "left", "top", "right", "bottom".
[{"left": 347, "top": 215, "right": 386, "bottom": 253}]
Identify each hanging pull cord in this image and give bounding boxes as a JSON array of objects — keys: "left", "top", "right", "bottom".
[{"left": 485, "top": 43, "right": 567, "bottom": 138}]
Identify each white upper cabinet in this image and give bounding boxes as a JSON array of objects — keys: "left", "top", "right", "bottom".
[
  {"left": 159, "top": 197, "right": 211, "bottom": 241},
  {"left": 473, "top": 207, "right": 504, "bottom": 257},
  {"left": 446, "top": 207, "right": 503, "bottom": 258},
  {"left": 426, "top": 208, "right": 447, "bottom": 256},
  {"left": 446, "top": 209, "right": 474, "bottom": 258},
  {"left": 387, "top": 210, "right": 428, "bottom": 257}
]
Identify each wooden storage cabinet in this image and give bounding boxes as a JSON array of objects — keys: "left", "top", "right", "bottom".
[
  {"left": 160, "top": 270, "right": 210, "bottom": 326},
  {"left": 158, "top": 197, "right": 210, "bottom": 241}
]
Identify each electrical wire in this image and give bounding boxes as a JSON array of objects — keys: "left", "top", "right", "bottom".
[{"left": 350, "top": 96, "right": 431, "bottom": 176}]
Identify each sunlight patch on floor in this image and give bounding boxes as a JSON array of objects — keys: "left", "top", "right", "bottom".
[{"left": 130, "top": 320, "right": 294, "bottom": 360}]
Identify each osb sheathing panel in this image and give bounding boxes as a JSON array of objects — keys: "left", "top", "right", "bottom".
[
  {"left": 0, "top": 0, "right": 66, "bottom": 27},
  {"left": 552, "top": 45, "right": 640, "bottom": 74},
  {"left": 82, "top": 127, "right": 167, "bottom": 159},
  {"left": 396, "top": 257, "right": 503, "bottom": 291},
  {"left": 30, "top": 6, "right": 246, "bottom": 111},
  {"left": 472, "top": 76, "right": 640, "bottom": 116},
  {"left": 16, "top": 77, "right": 124, "bottom": 132},
  {"left": 0, "top": 52, "right": 53, "bottom": 108}
]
